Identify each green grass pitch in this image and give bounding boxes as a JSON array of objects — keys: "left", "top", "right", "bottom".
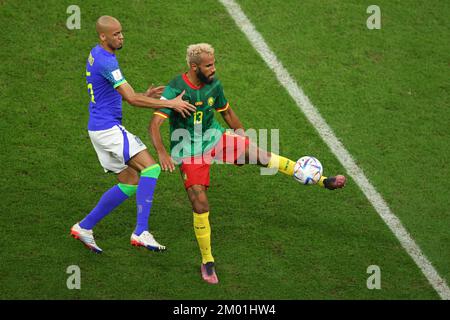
[{"left": 0, "top": 0, "right": 449, "bottom": 299}]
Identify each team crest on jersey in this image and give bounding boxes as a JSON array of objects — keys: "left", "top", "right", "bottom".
[
  {"left": 207, "top": 97, "right": 215, "bottom": 106},
  {"left": 88, "top": 53, "right": 94, "bottom": 66}
]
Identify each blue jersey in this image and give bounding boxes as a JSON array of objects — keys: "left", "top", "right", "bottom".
[{"left": 85, "top": 44, "right": 127, "bottom": 131}]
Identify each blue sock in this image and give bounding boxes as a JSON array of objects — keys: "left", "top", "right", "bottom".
[
  {"left": 80, "top": 184, "right": 137, "bottom": 230},
  {"left": 134, "top": 164, "right": 161, "bottom": 236}
]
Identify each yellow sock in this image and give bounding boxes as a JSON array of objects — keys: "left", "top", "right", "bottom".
[
  {"left": 267, "top": 153, "right": 295, "bottom": 176},
  {"left": 193, "top": 211, "right": 214, "bottom": 264}
]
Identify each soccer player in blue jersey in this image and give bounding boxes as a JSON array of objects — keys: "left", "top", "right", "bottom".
[{"left": 70, "top": 16, "right": 196, "bottom": 253}]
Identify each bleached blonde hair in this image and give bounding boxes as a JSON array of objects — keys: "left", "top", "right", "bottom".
[{"left": 186, "top": 43, "right": 215, "bottom": 67}]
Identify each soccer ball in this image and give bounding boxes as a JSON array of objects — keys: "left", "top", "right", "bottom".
[{"left": 293, "top": 156, "right": 323, "bottom": 185}]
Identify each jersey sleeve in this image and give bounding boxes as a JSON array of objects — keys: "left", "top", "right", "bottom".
[
  {"left": 100, "top": 58, "right": 127, "bottom": 88},
  {"left": 154, "top": 85, "right": 177, "bottom": 119},
  {"left": 213, "top": 82, "right": 229, "bottom": 112}
]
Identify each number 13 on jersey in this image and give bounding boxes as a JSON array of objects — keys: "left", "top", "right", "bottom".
[{"left": 194, "top": 111, "right": 203, "bottom": 124}]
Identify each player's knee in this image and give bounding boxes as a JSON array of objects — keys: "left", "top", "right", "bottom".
[
  {"left": 118, "top": 168, "right": 140, "bottom": 185},
  {"left": 192, "top": 196, "right": 209, "bottom": 213},
  {"left": 118, "top": 175, "right": 139, "bottom": 185},
  {"left": 188, "top": 185, "right": 209, "bottom": 212},
  {"left": 128, "top": 176, "right": 140, "bottom": 185}
]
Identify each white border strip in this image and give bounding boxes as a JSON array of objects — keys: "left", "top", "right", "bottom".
[{"left": 219, "top": 0, "right": 449, "bottom": 300}]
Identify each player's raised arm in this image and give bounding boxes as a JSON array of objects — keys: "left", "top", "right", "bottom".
[
  {"left": 149, "top": 113, "right": 176, "bottom": 172},
  {"left": 116, "top": 83, "right": 195, "bottom": 117}
]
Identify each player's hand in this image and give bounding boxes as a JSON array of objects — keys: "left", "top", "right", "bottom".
[
  {"left": 169, "top": 90, "right": 196, "bottom": 118},
  {"left": 158, "top": 151, "right": 176, "bottom": 173},
  {"left": 145, "top": 85, "right": 165, "bottom": 99}
]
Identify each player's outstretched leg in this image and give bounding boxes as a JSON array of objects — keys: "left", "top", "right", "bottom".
[
  {"left": 70, "top": 183, "right": 137, "bottom": 253},
  {"left": 250, "top": 147, "right": 347, "bottom": 190}
]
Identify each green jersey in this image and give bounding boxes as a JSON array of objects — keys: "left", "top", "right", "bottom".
[{"left": 155, "top": 73, "right": 230, "bottom": 160}]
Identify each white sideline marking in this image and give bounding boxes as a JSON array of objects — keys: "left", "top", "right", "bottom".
[{"left": 219, "top": 0, "right": 450, "bottom": 300}]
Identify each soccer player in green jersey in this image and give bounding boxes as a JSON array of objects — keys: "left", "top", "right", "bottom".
[{"left": 150, "top": 43, "right": 346, "bottom": 284}]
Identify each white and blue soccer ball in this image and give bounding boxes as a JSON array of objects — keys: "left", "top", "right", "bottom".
[{"left": 293, "top": 156, "right": 323, "bottom": 185}]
